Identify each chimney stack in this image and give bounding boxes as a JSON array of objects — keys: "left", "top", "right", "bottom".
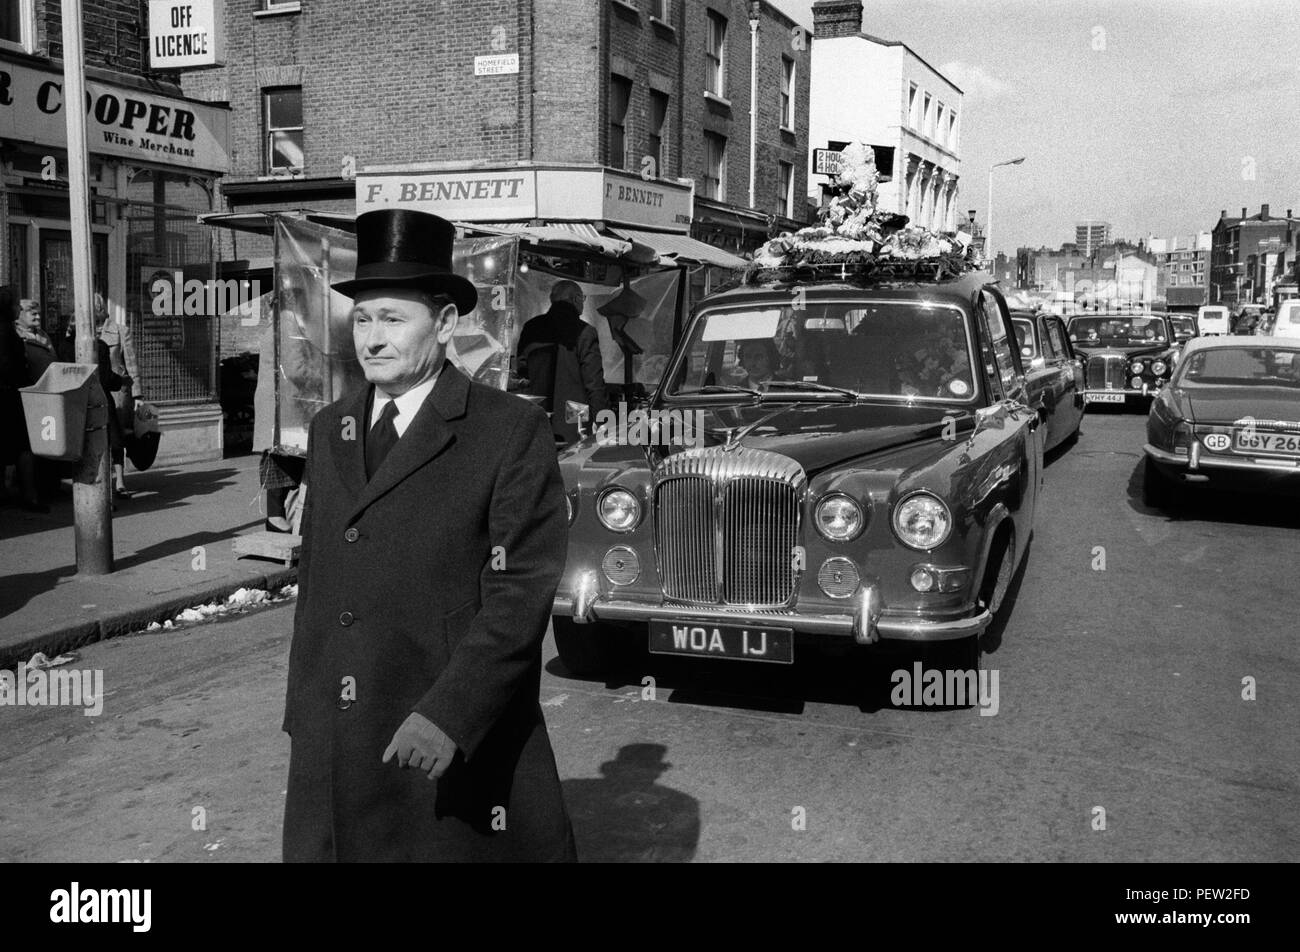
[
  {"left": 1242, "top": 207, "right": 1248, "bottom": 220},
  {"left": 1260, "top": 203, "right": 1270, "bottom": 221},
  {"left": 1220, "top": 209, "right": 1227, "bottom": 219},
  {"left": 811, "top": 1, "right": 863, "bottom": 39}
]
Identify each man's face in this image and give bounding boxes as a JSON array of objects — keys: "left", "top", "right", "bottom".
[
  {"left": 351, "top": 289, "right": 457, "bottom": 396},
  {"left": 17, "top": 300, "right": 41, "bottom": 332}
]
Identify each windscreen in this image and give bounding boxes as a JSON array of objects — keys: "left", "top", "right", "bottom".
[
  {"left": 666, "top": 300, "right": 978, "bottom": 401},
  {"left": 1068, "top": 315, "right": 1169, "bottom": 345}
]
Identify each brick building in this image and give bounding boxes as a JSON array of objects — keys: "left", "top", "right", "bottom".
[
  {"left": 181, "top": 0, "right": 811, "bottom": 271},
  {"left": 2, "top": 0, "right": 232, "bottom": 463},
  {"left": 1145, "top": 231, "right": 1210, "bottom": 309},
  {"left": 1209, "top": 204, "right": 1300, "bottom": 307}
]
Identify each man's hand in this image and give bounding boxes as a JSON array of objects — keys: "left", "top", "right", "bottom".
[{"left": 382, "top": 712, "right": 458, "bottom": 780}]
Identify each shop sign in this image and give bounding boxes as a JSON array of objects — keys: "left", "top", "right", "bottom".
[
  {"left": 0, "top": 60, "right": 230, "bottom": 172},
  {"left": 148, "top": 0, "right": 225, "bottom": 69},
  {"left": 356, "top": 165, "right": 694, "bottom": 233}
]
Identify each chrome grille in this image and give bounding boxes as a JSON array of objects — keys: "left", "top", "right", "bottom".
[
  {"left": 1086, "top": 355, "right": 1125, "bottom": 389},
  {"left": 655, "top": 447, "right": 806, "bottom": 608}
]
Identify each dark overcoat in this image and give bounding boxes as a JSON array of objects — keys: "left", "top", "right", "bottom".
[
  {"left": 282, "top": 362, "right": 576, "bottom": 862},
  {"left": 515, "top": 302, "right": 609, "bottom": 444}
]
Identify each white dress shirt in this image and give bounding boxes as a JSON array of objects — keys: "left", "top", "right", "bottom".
[{"left": 369, "top": 370, "right": 439, "bottom": 438}]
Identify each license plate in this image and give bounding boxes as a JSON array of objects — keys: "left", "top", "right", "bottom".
[
  {"left": 1085, "top": 392, "right": 1125, "bottom": 404},
  {"left": 648, "top": 620, "right": 794, "bottom": 664},
  {"left": 1234, "top": 430, "right": 1300, "bottom": 457}
]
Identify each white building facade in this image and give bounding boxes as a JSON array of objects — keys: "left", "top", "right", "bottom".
[{"left": 807, "top": 1, "right": 962, "bottom": 231}]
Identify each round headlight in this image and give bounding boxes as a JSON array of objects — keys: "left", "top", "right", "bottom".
[
  {"left": 1131, "top": 360, "right": 1145, "bottom": 374},
  {"left": 597, "top": 488, "right": 641, "bottom": 532},
  {"left": 893, "top": 492, "right": 952, "bottom": 550},
  {"left": 814, "top": 493, "right": 865, "bottom": 541},
  {"left": 1130, "top": 376, "right": 1143, "bottom": 389},
  {"left": 1152, "top": 360, "right": 1167, "bottom": 375}
]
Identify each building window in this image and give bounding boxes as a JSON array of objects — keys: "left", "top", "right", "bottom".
[
  {"left": 922, "top": 93, "right": 932, "bottom": 138},
  {"left": 651, "top": 0, "right": 670, "bottom": 20},
  {"left": 936, "top": 103, "right": 945, "bottom": 145},
  {"left": 648, "top": 90, "right": 669, "bottom": 178},
  {"left": 777, "top": 161, "right": 793, "bottom": 218},
  {"left": 907, "top": 82, "right": 918, "bottom": 129},
  {"left": 780, "top": 56, "right": 796, "bottom": 130},
  {"left": 703, "top": 131, "right": 727, "bottom": 201},
  {"left": 947, "top": 112, "right": 957, "bottom": 149},
  {"left": 1, "top": 0, "right": 33, "bottom": 51},
  {"left": 263, "top": 87, "right": 304, "bottom": 173},
  {"left": 706, "top": 10, "right": 727, "bottom": 98},
  {"left": 609, "top": 74, "right": 633, "bottom": 170}
]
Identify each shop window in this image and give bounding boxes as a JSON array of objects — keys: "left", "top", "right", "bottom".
[
  {"left": 780, "top": 56, "right": 795, "bottom": 130},
  {"left": 7, "top": 223, "right": 28, "bottom": 297},
  {"left": 608, "top": 74, "right": 632, "bottom": 170},
  {"left": 706, "top": 10, "right": 727, "bottom": 98},
  {"left": 264, "top": 87, "right": 304, "bottom": 174},
  {"left": 1, "top": 0, "right": 33, "bottom": 52},
  {"left": 648, "top": 90, "right": 669, "bottom": 178},
  {"left": 776, "top": 161, "right": 793, "bottom": 218},
  {"left": 703, "top": 132, "right": 726, "bottom": 202}
]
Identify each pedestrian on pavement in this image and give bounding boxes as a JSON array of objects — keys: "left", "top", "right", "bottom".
[
  {"left": 1, "top": 286, "right": 46, "bottom": 512},
  {"left": 282, "top": 208, "right": 577, "bottom": 862},
  {"left": 515, "top": 278, "right": 609, "bottom": 445},
  {"left": 95, "top": 294, "right": 139, "bottom": 499},
  {"left": 15, "top": 298, "right": 58, "bottom": 383}
]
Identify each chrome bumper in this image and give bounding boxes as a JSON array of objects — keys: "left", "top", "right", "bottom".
[
  {"left": 555, "top": 571, "right": 990, "bottom": 644},
  {"left": 1145, "top": 443, "right": 1300, "bottom": 474}
]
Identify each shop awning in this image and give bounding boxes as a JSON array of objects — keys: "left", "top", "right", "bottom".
[
  {"left": 471, "top": 221, "right": 633, "bottom": 258},
  {"left": 607, "top": 227, "right": 747, "bottom": 269}
]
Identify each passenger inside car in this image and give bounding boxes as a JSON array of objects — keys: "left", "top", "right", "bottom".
[{"left": 735, "top": 339, "right": 784, "bottom": 388}]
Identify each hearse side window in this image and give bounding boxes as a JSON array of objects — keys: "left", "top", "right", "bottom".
[
  {"left": 980, "top": 293, "right": 1020, "bottom": 397},
  {"left": 1046, "top": 320, "right": 1071, "bottom": 360},
  {"left": 1039, "top": 319, "right": 1061, "bottom": 360}
]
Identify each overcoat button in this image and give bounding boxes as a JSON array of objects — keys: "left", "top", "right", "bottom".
[
  {"left": 337, "top": 697, "right": 352, "bottom": 710},
  {"left": 344, "top": 527, "right": 359, "bottom": 543},
  {"left": 339, "top": 611, "right": 354, "bottom": 626}
]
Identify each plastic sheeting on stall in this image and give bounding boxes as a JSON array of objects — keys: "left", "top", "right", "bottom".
[
  {"left": 513, "top": 268, "right": 682, "bottom": 389},
  {"left": 264, "top": 216, "right": 520, "bottom": 456}
]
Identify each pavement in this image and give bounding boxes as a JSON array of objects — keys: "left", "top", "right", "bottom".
[{"left": 0, "top": 453, "right": 296, "bottom": 670}]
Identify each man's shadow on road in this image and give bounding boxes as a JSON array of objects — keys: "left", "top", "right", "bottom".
[{"left": 564, "top": 743, "right": 700, "bottom": 862}]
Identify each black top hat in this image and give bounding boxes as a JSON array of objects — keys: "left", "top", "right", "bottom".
[{"left": 332, "top": 209, "right": 478, "bottom": 315}]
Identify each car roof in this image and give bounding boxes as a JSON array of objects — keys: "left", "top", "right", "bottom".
[{"left": 1180, "top": 335, "right": 1300, "bottom": 353}]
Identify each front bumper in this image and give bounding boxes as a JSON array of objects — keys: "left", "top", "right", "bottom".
[
  {"left": 1082, "top": 382, "right": 1164, "bottom": 400},
  {"left": 554, "top": 572, "right": 991, "bottom": 645}
]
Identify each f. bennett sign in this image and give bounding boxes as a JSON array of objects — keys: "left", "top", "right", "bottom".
[{"left": 148, "top": 0, "right": 225, "bottom": 69}]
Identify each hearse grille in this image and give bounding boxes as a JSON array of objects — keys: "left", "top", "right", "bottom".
[
  {"left": 654, "top": 447, "right": 807, "bottom": 608},
  {"left": 1086, "top": 354, "right": 1126, "bottom": 390}
]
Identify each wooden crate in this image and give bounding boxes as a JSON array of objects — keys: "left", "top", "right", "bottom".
[{"left": 233, "top": 531, "right": 302, "bottom": 567}]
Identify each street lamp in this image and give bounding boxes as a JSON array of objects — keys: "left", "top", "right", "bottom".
[{"left": 986, "top": 156, "right": 1025, "bottom": 260}]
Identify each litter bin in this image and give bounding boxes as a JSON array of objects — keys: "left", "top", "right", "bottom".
[{"left": 19, "top": 362, "right": 101, "bottom": 462}]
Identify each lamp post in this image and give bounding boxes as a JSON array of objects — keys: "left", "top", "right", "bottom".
[{"left": 986, "top": 156, "right": 1025, "bottom": 260}]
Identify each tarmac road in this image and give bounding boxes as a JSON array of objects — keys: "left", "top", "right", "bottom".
[{"left": 1, "top": 410, "right": 1297, "bottom": 862}]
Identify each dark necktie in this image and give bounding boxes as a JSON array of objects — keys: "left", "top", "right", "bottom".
[{"left": 365, "top": 399, "right": 400, "bottom": 480}]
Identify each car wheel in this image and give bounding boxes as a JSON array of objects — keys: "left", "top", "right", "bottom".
[
  {"left": 1142, "top": 456, "right": 1180, "bottom": 511},
  {"left": 552, "top": 616, "right": 630, "bottom": 677}
]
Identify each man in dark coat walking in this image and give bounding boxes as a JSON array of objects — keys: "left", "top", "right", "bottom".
[
  {"left": 515, "top": 280, "right": 609, "bottom": 444},
  {"left": 282, "top": 209, "right": 576, "bottom": 862}
]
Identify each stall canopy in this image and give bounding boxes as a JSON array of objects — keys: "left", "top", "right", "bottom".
[{"left": 606, "top": 227, "right": 747, "bottom": 269}]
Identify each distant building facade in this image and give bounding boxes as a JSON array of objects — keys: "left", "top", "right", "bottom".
[
  {"left": 1209, "top": 205, "right": 1300, "bottom": 307},
  {"left": 807, "top": 0, "right": 962, "bottom": 231},
  {"left": 1075, "top": 220, "right": 1111, "bottom": 257},
  {"left": 1146, "top": 231, "right": 1210, "bottom": 309}
]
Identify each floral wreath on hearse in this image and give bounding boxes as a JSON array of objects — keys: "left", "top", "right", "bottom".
[{"left": 743, "top": 142, "right": 979, "bottom": 286}]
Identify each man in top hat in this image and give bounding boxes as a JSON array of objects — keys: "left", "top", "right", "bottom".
[{"left": 281, "top": 209, "right": 577, "bottom": 862}]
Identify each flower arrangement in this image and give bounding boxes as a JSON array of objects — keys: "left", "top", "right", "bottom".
[{"left": 744, "top": 142, "right": 978, "bottom": 283}]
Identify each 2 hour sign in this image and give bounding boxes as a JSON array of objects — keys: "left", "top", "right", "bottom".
[{"left": 148, "top": 0, "right": 226, "bottom": 69}]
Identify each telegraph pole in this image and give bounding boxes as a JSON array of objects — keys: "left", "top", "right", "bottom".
[{"left": 62, "top": 0, "right": 114, "bottom": 574}]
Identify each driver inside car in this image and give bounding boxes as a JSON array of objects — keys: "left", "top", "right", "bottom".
[{"left": 736, "top": 339, "right": 784, "bottom": 389}]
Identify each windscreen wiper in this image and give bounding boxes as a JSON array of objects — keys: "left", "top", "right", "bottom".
[
  {"left": 680, "top": 384, "right": 763, "bottom": 398},
  {"left": 761, "top": 380, "right": 858, "bottom": 401}
]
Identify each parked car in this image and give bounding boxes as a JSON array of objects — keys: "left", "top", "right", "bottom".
[
  {"left": 1168, "top": 314, "right": 1199, "bottom": 344},
  {"left": 550, "top": 270, "right": 1044, "bottom": 679},
  {"left": 1197, "top": 304, "right": 1231, "bottom": 336},
  {"left": 1010, "top": 310, "right": 1085, "bottom": 451},
  {"left": 1233, "top": 304, "right": 1264, "bottom": 335},
  {"left": 1264, "top": 300, "right": 1300, "bottom": 341},
  {"left": 1067, "top": 312, "right": 1181, "bottom": 408},
  {"left": 1144, "top": 337, "right": 1300, "bottom": 509}
]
